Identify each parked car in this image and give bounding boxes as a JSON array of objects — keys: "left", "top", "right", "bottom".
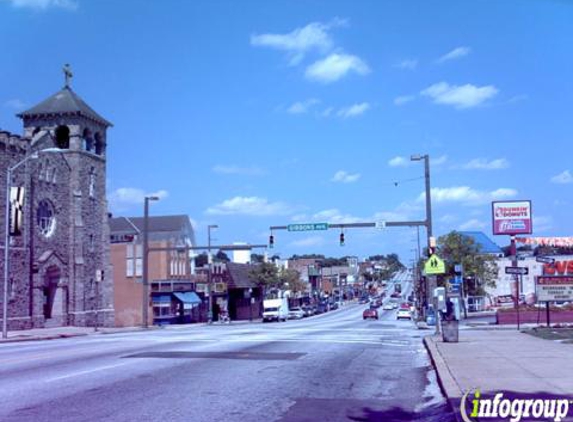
[
  {"left": 315, "top": 303, "right": 328, "bottom": 314},
  {"left": 288, "top": 307, "right": 305, "bottom": 320},
  {"left": 329, "top": 302, "right": 339, "bottom": 310},
  {"left": 302, "top": 305, "right": 315, "bottom": 317},
  {"left": 396, "top": 309, "right": 412, "bottom": 320},
  {"left": 363, "top": 308, "right": 379, "bottom": 320}
]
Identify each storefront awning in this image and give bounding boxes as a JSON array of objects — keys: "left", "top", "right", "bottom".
[{"left": 173, "top": 292, "right": 202, "bottom": 309}]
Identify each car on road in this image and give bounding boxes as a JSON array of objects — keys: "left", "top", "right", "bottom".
[
  {"left": 302, "top": 305, "right": 315, "bottom": 317},
  {"left": 396, "top": 309, "right": 412, "bottom": 320},
  {"left": 363, "top": 308, "right": 378, "bottom": 320},
  {"left": 382, "top": 303, "right": 394, "bottom": 311},
  {"left": 288, "top": 307, "right": 305, "bottom": 319}
]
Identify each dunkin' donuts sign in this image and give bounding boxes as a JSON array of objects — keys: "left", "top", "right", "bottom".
[{"left": 492, "top": 200, "right": 533, "bottom": 235}]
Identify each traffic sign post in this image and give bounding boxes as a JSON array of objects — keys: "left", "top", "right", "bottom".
[
  {"left": 424, "top": 254, "right": 446, "bottom": 275},
  {"left": 505, "top": 266, "right": 529, "bottom": 276}
]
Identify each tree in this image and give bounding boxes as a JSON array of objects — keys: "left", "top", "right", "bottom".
[
  {"left": 248, "top": 262, "right": 279, "bottom": 290},
  {"left": 437, "top": 231, "right": 498, "bottom": 295},
  {"left": 251, "top": 253, "right": 265, "bottom": 264},
  {"left": 279, "top": 268, "right": 306, "bottom": 293},
  {"left": 194, "top": 253, "right": 208, "bottom": 268},
  {"left": 214, "top": 250, "right": 230, "bottom": 262}
]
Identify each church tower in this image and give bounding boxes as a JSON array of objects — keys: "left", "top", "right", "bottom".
[{"left": 11, "top": 66, "right": 115, "bottom": 328}]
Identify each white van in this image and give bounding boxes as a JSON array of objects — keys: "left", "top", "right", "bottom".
[{"left": 262, "top": 298, "right": 289, "bottom": 322}]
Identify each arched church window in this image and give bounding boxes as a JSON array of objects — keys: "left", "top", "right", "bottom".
[
  {"left": 83, "top": 128, "right": 94, "bottom": 152},
  {"left": 37, "top": 199, "right": 56, "bottom": 237},
  {"left": 54, "top": 125, "right": 70, "bottom": 149},
  {"left": 94, "top": 133, "right": 104, "bottom": 156}
]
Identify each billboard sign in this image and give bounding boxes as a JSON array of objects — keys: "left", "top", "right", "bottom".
[
  {"left": 536, "top": 276, "right": 573, "bottom": 302},
  {"left": 492, "top": 200, "right": 532, "bottom": 235}
]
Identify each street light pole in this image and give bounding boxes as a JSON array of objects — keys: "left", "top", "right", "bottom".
[
  {"left": 207, "top": 224, "right": 218, "bottom": 324},
  {"left": 142, "top": 195, "right": 159, "bottom": 329}
]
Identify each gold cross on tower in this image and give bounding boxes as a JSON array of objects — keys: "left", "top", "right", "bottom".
[{"left": 63, "top": 63, "right": 73, "bottom": 88}]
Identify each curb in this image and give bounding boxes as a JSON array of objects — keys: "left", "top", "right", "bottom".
[
  {"left": 423, "top": 335, "right": 465, "bottom": 422},
  {"left": 0, "top": 332, "right": 88, "bottom": 344}
]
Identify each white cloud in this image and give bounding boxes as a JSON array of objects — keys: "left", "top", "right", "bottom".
[
  {"left": 331, "top": 170, "right": 361, "bottom": 183},
  {"left": 460, "top": 158, "right": 510, "bottom": 170},
  {"left": 305, "top": 53, "right": 370, "bottom": 83},
  {"left": 287, "top": 98, "right": 320, "bottom": 114},
  {"left": 388, "top": 156, "right": 410, "bottom": 167},
  {"left": 5, "top": 0, "right": 77, "bottom": 9},
  {"left": 250, "top": 21, "right": 333, "bottom": 65},
  {"left": 421, "top": 82, "right": 498, "bottom": 109},
  {"left": 3, "top": 98, "right": 27, "bottom": 109},
  {"left": 439, "top": 214, "right": 458, "bottom": 224},
  {"left": 418, "top": 186, "right": 517, "bottom": 206},
  {"left": 206, "top": 196, "right": 293, "bottom": 216},
  {"left": 320, "top": 107, "right": 334, "bottom": 117},
  {"left": 551, "top": 170, "right": 573, "bottom": 184},
  {"left": 311, "top": 209, "right": 363, "bottom": 224},
  {"left": 289, "top": 236, "right": 325, "bottom": 248},
  {"left": 458, "top": 219, "right": 487, "bottom": 231},
  {"left": 108, "top": 188, "right": 168, "bottom": 212},
  {"left": 212, "top": 165, "right": 265, "bottom": 176},
  {"left": 394, "top": 95, "right": 415, "bottom": 106},
  {"left": 432, "top": 155, "right": 448, "bottom": 166},
  {"left": 437, "top": 46, "right": 471, "bottom": 63},
  {"left": 395, "top": 59, "right": 418, "bottom": 70},
  {"left": 337, "top": 102, "right": 370, "bottom": 118}
]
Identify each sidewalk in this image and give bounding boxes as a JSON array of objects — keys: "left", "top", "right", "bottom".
[
  {"left": 0, "top": 325, "right": 161, "bottom": 343},
  {"left": 425, "top": 328, "right": 573, "bottom": 419}
]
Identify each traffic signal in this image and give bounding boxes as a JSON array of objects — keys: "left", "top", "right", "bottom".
[
  {"left": 269, "top": 234, "right": 274, "bottom": 248},
  {"left": 339, "top": 232, "right": 345, "bottom": 246}
]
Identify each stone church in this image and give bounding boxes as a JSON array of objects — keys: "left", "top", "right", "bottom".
[{"left": 0, "top": 71, "right": 114, "bottom": 329}]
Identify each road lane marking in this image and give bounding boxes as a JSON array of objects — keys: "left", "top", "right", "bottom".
[{"left": 47, "top": 362, "right": 131, "bottom": 382}]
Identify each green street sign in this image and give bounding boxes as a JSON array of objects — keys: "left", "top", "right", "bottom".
[
  {"left": 287, "top": 223, "right": 329, "bottom": 232},
  {"left": 424, "top": 254, "right": 446, "bottom": 275}
]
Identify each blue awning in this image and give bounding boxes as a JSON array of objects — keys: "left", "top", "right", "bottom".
[
  {"left": 173, "top": 292, "right": 202, "bottom": 309},
  {"left": 152, "top": 295, "right": 171, "bottom": 304}
]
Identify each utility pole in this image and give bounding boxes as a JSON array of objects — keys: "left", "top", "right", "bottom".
[
  {"left": 142, "top": 195, "right": 159, "bottom": 329},
  {"left": 207, "top": 224, "right": 218, "bottom": 323}
]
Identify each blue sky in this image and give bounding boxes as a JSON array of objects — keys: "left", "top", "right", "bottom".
[{"left": 1, "top": 0, "right": 572, "bottom": 263}]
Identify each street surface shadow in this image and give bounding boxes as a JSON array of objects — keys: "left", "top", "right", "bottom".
[{"left": 276, "top": 398, "right": 456, "bottom": 422}]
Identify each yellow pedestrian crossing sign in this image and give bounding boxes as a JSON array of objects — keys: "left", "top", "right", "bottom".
[{"left": 424, "top": 254, "right": 446, "bottom": 275}]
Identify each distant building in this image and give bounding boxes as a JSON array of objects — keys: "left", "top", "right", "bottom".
[
  {"left": 232, "top": 242, "right": 251, "bottom": 264},
  {"left": 110, "top": 215, "right": 199, "bottom": 326},
  {"left": 1, "top": 79, "right": 114, "bottom": 330}
]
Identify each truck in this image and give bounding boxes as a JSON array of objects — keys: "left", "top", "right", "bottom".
[{"left": 262, "top": 298, "right": 289, "bottom": 322}]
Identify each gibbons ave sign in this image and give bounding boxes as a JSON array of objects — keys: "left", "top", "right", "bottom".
[{"left": 492, "top": 200, "right": 532, "bottom": 235}]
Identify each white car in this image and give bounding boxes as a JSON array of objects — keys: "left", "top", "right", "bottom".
[
  {"left": 396, "top": 309, "right": 412, "bottom": 320},
  {"left": 382, "top": 303, "right": 394, "bottom": 311},
  {"left": 288, "top": 307, "right": 305, "bottom": 320}
]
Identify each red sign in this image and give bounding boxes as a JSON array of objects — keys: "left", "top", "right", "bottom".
[
  {"left": 492, "top": 200, "right": 533, "bottom": 235},
  {"left": 543, "top": 261, "right": 573, "bottom": 276}
]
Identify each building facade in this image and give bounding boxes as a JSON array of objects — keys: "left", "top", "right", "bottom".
[
  {"left": 0, "top": 80, "right": 114, "bottom": 329},
  {"left": 110, "top": 215, "right": 198, "bottom": 326}
]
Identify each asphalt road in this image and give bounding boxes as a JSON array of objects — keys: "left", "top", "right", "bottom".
[{"left": 0, "top": 277, "right": 455, "bottom": 422}]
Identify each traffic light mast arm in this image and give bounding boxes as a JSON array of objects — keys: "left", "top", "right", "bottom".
[{"left": 269, "top": 220, "right": 426, "bottom": 231}]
